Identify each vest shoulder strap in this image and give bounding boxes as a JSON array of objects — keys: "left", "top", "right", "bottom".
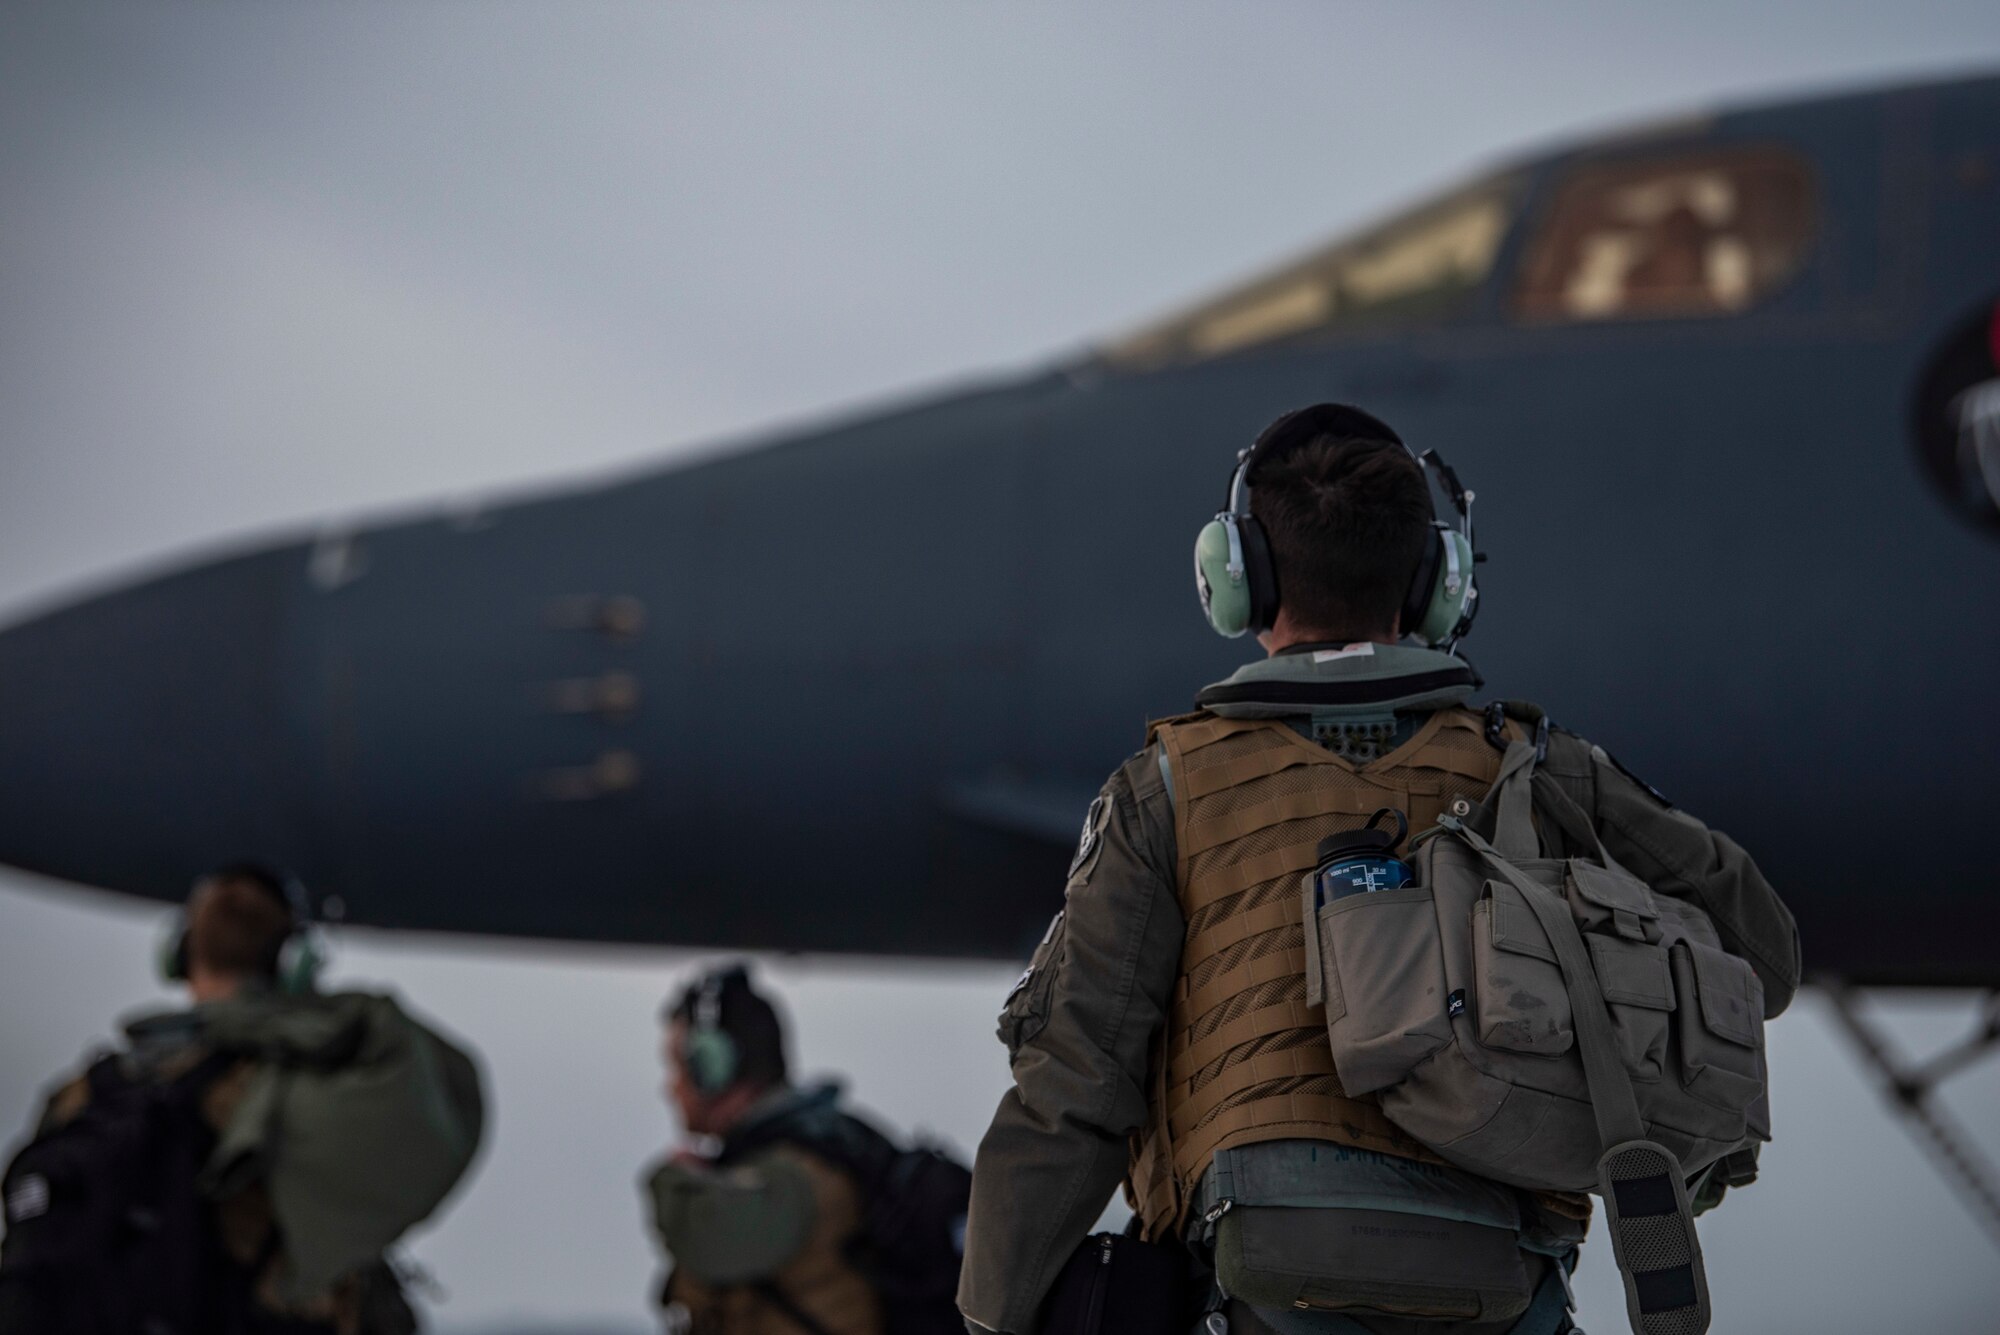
[{"left": 1145, "top": 709, "right": 1210, "bottom": 745}]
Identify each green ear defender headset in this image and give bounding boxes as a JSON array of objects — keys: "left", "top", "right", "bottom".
[
  {"left": 158, "top": 861, "right": 326, "bottom": 996},
  {"left": 1194, "top": 403, "right": 1482, "bottom": 648},
  {"left": 684, "top": 966, "right": 744, "bottom": 1095}
]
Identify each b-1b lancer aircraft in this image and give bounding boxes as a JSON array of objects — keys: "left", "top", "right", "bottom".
[
  {"left": 7, "top": 65, "right": 2000, "bottom": 1242},
  {"left": 2, "top": 77, "right": 1996, "bottom": 983}
]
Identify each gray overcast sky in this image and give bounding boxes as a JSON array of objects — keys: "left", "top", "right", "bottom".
[{"left": 2, "top": 3, "right": 1998, "bottom": 1331}]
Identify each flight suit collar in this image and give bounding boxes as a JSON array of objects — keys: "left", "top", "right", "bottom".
[
  {"left": 720, "top": 1080, "right": 843, "bottom": 1161},
  {"left": 1196, "top": 641, "right": 1479, "bottom": 719},
  {"left": 118, "top": 1005, "right": 208, "bottom": 1078}
]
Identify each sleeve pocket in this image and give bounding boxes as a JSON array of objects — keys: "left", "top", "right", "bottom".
[{"left": 997, "top": 909, "right": 1067, "bottom": 1055}]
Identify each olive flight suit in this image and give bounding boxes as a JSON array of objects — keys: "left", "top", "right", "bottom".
[
  {"left": 958, "top": 643, "right": 1800, "bottom": 1335},
  {"left": 648, "top": 1082, "right": 884, "bottom": 1335}
]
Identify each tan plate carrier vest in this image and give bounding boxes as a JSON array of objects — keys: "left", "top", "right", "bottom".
[{"left": 1127, "top": 707, "right": 1586, "bottom": 1239}]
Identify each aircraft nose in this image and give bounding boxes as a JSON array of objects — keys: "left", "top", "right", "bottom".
[{"left": 0, "top": 548, "right": 310, "bottom": 903}]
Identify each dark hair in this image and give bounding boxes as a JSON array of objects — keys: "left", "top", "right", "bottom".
[
  {"left": 666, "top": 964, "right": 789, "bottom": 1091},
  {"left": 187, "top": 863, "right": 295, "bottom": 978},
  {"left": 1249, "top": 409, "right": 1433, "bottom": 637}
]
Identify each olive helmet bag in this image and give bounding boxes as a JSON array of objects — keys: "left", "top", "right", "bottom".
[{"left": 1302, "top": 738, "right": 1771, "bottom": 1335}]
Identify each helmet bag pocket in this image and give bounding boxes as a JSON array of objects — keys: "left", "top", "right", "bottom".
[{"left": 1313, "top": 883, "right": 1453, "bottom": 1096}]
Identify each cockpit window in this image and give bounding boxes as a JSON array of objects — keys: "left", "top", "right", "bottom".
[
  {"left": 1513, "top": 148, "right": 1814, "bottom": 322},
  {"left": 1099, "top": 179, "right": 1517, "bottom": 370}
]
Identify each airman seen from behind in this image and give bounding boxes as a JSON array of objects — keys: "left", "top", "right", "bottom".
[
  {"left": 957, "top": 405, "right": 1802, "bottom": 1335},
  {"left": 0, "top": 862, "right": 485, "bottom": 1335}
]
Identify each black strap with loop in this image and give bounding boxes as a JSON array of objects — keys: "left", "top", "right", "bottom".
[
  {"left": 1448, "top": 741, "right": 1711, "bottom": 1335},
  {"left": 753, "top": 1280, "right": 836, "bottom": 1335}
]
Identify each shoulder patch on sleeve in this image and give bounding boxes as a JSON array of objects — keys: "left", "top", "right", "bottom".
[
  {"left": 1595, "top": 744, "right": 1675, "bottom": 810},
  {"left": 1067, "top": 794, "right": 1110, "bottom": 880}
]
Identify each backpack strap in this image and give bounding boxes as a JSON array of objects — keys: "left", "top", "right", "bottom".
[
  {"left": 1527, "top": 769, "right": 1653, "bottom": 886},
  {"left": 724, "top": 1106, "right": 893, "bottom": 1180},
  {"left": 1479, "top": 737, "right": 1634, "bottom": 876},
  {"left": 752, "top": 1279, "right": 838, "bottom": 1335},
  {"left": 168, "top": 1049, "right": 241, "bottom": 1097},
  {"left": 1486, "top": 736, "right": 1541, "bottom": 862}
]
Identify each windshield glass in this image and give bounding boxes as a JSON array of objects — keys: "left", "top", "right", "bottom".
[
  {"left": 1512, "top": 148, "right": 1814, "bottom": 322},
  {"left": 1099, "top": 177, "right": 1517, "bottom": 370}
]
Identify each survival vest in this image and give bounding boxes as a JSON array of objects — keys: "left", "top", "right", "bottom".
[{"left": 1125, "top": 706, "right": 1588, "bottom": 1238}]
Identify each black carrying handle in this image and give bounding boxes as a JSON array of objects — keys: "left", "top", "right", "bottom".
[{"left": 1362, "top": 806, "right": 1410, "bottom": 853}]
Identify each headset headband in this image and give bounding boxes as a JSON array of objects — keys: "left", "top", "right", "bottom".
[
  {"left": 165, "top": 860, "right": 324, "bottom": 992},
  {"left": 695, "top": 971, "right": 725, "bottom": 1030},
  {"left": 204, "top": 860, "right": 312, "bottom": 927},
  {"left": 1224, "top": 403, "right": 1477, "bottom": 555},
  {"left": 1223, "top": 403, "right": 1411, "bottom": 517},
  {"left": 694, "top": 964, "right": 752, "bottom": 1024}
]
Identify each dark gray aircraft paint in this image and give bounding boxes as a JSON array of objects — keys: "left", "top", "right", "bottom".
[{"left": 2, "top": 74, "right": 1995, "bottom": 986}]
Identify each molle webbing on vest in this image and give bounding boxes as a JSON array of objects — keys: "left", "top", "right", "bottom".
[{"left": 1129, "top": 709, "right": 1509, "bottom": 1239}]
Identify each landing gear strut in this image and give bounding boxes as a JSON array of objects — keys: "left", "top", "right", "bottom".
[{"left": 1823, "top": 985, "right": 2000, "bottom": 1248}]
